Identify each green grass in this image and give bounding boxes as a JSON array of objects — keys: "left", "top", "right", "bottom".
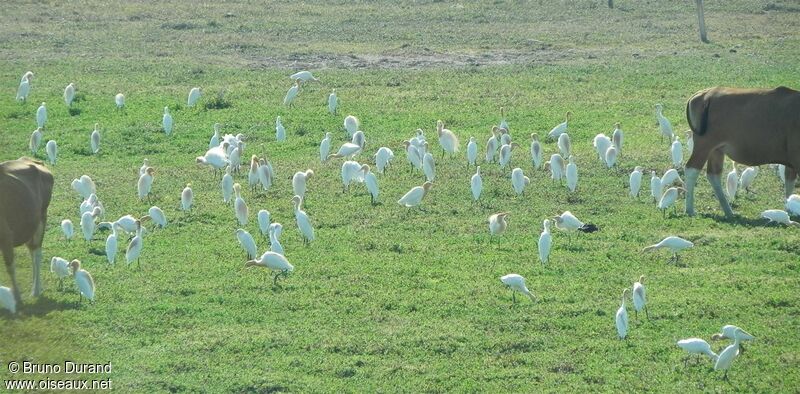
[{"left": 1, "top": 0, "right": 800, "bottom": 392}]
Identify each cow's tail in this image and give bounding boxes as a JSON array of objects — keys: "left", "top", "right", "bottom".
[{"left": 686, "top": 89, "right": 711, "bottom": 136}]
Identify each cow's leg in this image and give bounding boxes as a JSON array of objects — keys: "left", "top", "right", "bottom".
[
  {"left": 684, "top": 140, "right": 712, "bottom": 217},
  {"left": 28, "top": 220, "right": 46, "bottom": 297},
  {"left": 2, "top": 245, "right": 20, "bottom": 303},
  {"left": 706, "top": 148, "right": 734, "bottom": 218},
  {"left": 784, "top": 166, "right": 797, "bottom": 198}
]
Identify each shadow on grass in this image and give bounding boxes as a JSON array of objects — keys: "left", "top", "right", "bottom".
[{"left": 699, "top": 213, "right": 770, "bottom": 228}]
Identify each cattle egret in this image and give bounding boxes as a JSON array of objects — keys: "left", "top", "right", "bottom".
[
  {"left": 80, "top": 207, "right": 102, "bottom": 241},
  {"left": 685, "top": 131, "right": 694, "bottom": 155},
  {"left": 558, "top": 133, "right": 571, "bottom": 157},
  {"left": 483, "top": 127, "right": 500, "bottom": 164},
  {"left": 552, "top": 211, "right": 594, "bottom": 235},
  {"left": 221, "top": 166, "right": 234, "bottom": 204},
  {"left": 233, "top": 183, "right": 248, "bottom": 225},
  {"left": 671, "top": 136, "right": 683, "bottom": 168},
  {"left": 498, "top": 142, "right": 518, "bottom": 169},
  {"left": 50, "top": 256, "right": 71, "bottom": 290},
  {"left": 71, "top": 175, "right": 97, "bottom": 199},
  {"left": 45, "top": 140, "right": 57, "bottom": 165},
  {"left": 61, "top": 219, "right": 74, "bottom": 240},
  {"left": 423, "top": 152, "right": 436, "bottom": 181},
  {"left": 290, "top": 70, "right": 319, "bottom": 82},
  {"left": 161, "top": 107, "right": 173, "bottom": 135},
  {"left": 275, "top": 116, "right": 286, "bottom": 142},
  {"left": 463, "top": 137, "right": 479, "bottom": 167},
  {"left": 593, "top": 133, "right": 612, "bottom": 165},
  {"left": 402, "top": 141, "right": 423, "bottom": 171},
  {"left": 398, "top": 181, "right": 433, "bottom": 208},
  {"left": 257, "top": 210, "right": 271, "bottom": 238},
  {"left": 105, "top": 222, "right": 122, "bottom": 264},
  {"left": 351, "top": 130, "right": 366, "bottom": 149},
  {"left": 16, "top": 71, "right": 32, "bottom": 102},
  {"left": 500, "top": 274, "right": 535, "bottom": 305},
  {"left": 632, "top": 275, "right": 648, "bottom": 319},
  {"left": 64, "top": 83, "right": 76, "bottom": 107},
  {"left": 711, "top": 325, "right": 755, "bottom": 352},
  {"left": 79, "top": 194, "right": 101, "bottom": 216},
  {"left": 362, "top": 164, "right": 379, "bottom": 204},
  {"left": 36, "top": 102, "right": 47, "bottom": 129},
  {"left": 761, "top": 209, "right": 799, "bottom": 226},
  {"left": 340, "top": 160, "right": 364, "bottom": 192},
  {"left": 629, "top": 166, "right": 643, "bottom": 198},
  {"left": 499, "top": 129, "right": 511, "bottom": 147},
  {"left": 208, "top": 123, "right": 221, "bottom": 149},
  {"left": 511, "top": 167, "right": 530, "bottom": 195},
  {"left": 147, "top": 206, "right": 167, "bottom": 228},
  {"left": 320, "top": 132, "right": 332, "bottom": 162},
  {"left": 125, "top": 220, "right": 144, "bottom": 267},
  {"left": 677, "top": 338, "right": 718, "bottom": 366},
  {"left": 258, "top": 159, "right": 274, "bottom": 191},
  {"left": 530, "top": 133, "right": 543, "bottom": 169},
  {"left": 548, "top": 111, "right": 572, "bottom": 140},
  {"left": 181, "top": 184, "right": 193, "bottom": 212},
  {"left": 291, "top": 195, "right": 315, "bottom": 243},
  {"left": 236, "top": 229, "right": 258, "bottom": 259},
  {"left": 714, "top": 328, "right": 745, "bottom": 379},
  {"left": 329, "top": 141, "right": 363, "bottom": 160},
  {"left": 374, "top": 147, "right": 394, "bottom": 174},
  {"left": 246, "top": 157, "right": 259, "bottom": 190},
  {"left": 612, "top": 123, "right": 623, "bottom": 152},
  {"left": 489, "top": 212, "right": 509, "bottom": 238},
  {"left": 115, "top": 93, "right": 125, "bottom": 109},
  {"left": 786, "top": 194, "right": 800, "bottom": 216},
  {"left": 89, "top": 123, "right": 101, "bottom": 154},
  {"left": 739, "top": 166, "right": 758, "bottom": 193},
  {"left": 344, "top": 115, "right": 359, "bottom": 136},
  {"left": 661, "top": 168, "right": 683, "bottom": 187},
  {"left": 657, "top": 187, "right": 684, "bottom": 217},
  {"left": 29, "top": 128, "right": 42, "bottom": 154},
  {"left": 196, "top": 146, "right": 229, "bottom": 176},
  {"left": 566, "top": 156, "right": 578, "bottom": 192},
  {"left": 70, "top": 260, "right": 95, "bottom": 303},
  {"left": 139, "top": 159, "right": 151, "bottom": 177},
  {"left": 188, "top": 87, "right": 201, "bottom": 107},
  {"left": 616, "top": 288, "right": 629, "bottom": 339},
  {"left": 471, "top": 166, "right": 483, "bottom": 203},
  {"left": 436, "top": 120, "right": 459, "bottom": 157},
  {"left": 726, "top": 161, "right": 738, "bottom": 202},
  {"left": 246, "top": 251, "right": 294, "bottom": 285},
  {"left": 292, "top": 169, "right": 314, "bottom": 198},
  {"left": 655, "top": 103, "right": 673, "bottom": 143},
  {"left": 229, "top": 141, "right": 244, "bottom": 174},
  {"left": 284, "top": 79, "right": 301, "bottom": 107},
  {"left": 605, "top": 146, "right": 618, "bottom": 168},
  {"left": 643, "top": 236, "right": 693, "bottom": 263},
  {"left": 137, "top": 167, "right": 155, "bottom": 201},
  {"left": 269, "top": 223, "right": 284, "bottom": 255},
  {"left": 328, "top": 89, "right": 338, "bottom": 114},
  {"left": 0, "top": 286, "right": 16, "bottom": 314},
  {"left": 538, "top": 219, "right": 552, "bottom": 265},
  {"left": 545, "top": 154, "right": 565, "bottom": 183}
]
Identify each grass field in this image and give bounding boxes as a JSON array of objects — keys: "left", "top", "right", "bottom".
[{"left": 2, "top": 0, "right": 800, "bottom": 391}]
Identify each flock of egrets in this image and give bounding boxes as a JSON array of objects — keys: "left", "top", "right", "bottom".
[{"left": 5, "top": 68, "right": 798, "bottom": 380}]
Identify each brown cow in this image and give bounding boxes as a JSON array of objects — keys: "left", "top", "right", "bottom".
[
  {"left": 0, "top": 158, "right": 54, "bottom": 303},
  {"left": 684, "top": 86, "right": 800, "bottom": 217}
]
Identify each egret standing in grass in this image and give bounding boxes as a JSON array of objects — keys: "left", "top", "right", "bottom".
[
  {"left": 162, "top": 107, "right": 173, "bottom": 135},
  {"left": 292, "top": 169, "right": 314, "bottom": 199},
  {"left": 740, "top": 166, "right": 758, "bottom": 193},
  {"left": 486, "top": 127, "right": 500, "bottom": 163},
  {"left": 187, "top": 87, "right": 201, "bottom": 107},
  {"left": 234, "top": 183, "right": 248, "bottom": 225},
  {"left": 629, "top": 166, "right": 643, "bottom": 198},
  {"left": 545, "top": 154, "right": 565, "bottom": 184},
  {"left": 257, "top": 210, "right": 271, "bottom": 239},
  {"left": 466, "top": 137, "right": 478, "bottom": 167},
  {"left": 29, "top": 127, "right": 42, "bottom": 155},
  {"left": 291, "top": 195, "right": 315, "bottom": 244},
  {"left": 786, "top": 194, "right": 800, "bottom": 216},
  {"left": 137, "top": 167, "right": 155, "bottom": 202},
  {"left": 374, "top": 147, "right": 394, "bottom": 174},
  {"left": 650, "top": 171, "right": 663, "bottom": 202},
  {"left": 671, "top": 136, "right": 683, "bottom": 168},
  {"left": 290, "top": 70, "right": 319, "bottom": 82},
  {"left": 657, "top": 187, "right": 684, "bottom": 217},
  {"left": 90, "top": 123, "right": 101, "bottom": 154},
  {"left": 632, "top": 275, "right": 648, "bottom": 319},
  {"left": 488, "top": 212, "right": 509, "bottom": 239},
  {"left": 126, "top": 220, "right": 145, "bottom": 267},
  {"left": 436, "top": 120, "right": 459, "bottom": 158},
  {"left": 16, "top": 71, "right": 32, "bottom": 102},
  {"left": 616, "top": 288, "right": 629, "bottom": 339},
  {"left": 61, "top": 219, "right": 74, "bottom": 241},
  {"left": 341, "top": 160, "right": 364, "bottom": 193},
  {"left": 236, "top": 229, "right": 258, "bottom": 259},
  {"left": 714, "top": 328, "right": 746, "bottom": 379},
  {"left": 471, "top": 166, "right": 483, "bottom": 203},
  {"left": 284, "top": 79, "right": 301, "bottom": 107},
  {"left": 64, "top": 83, "right": 76, "bottom": 107},
  {"left": 566, "top": 156, "right": 578, "bottom": 193},
  {"left": 269, "top": 223, "right": 284, "bottom": 255},
  {"left": 593, "top": 133, "right": 611, "bottom": 165},
  {"left": 344, "top": 115, "right": 359, "bottom": 137},
  {"left": 46, "top": 140, "right": 57, "bottom": 165},
  {"left": 760, "top": 209, "right": 800, "bottom": 226},
  {"left": 655, "top": 103, "right": 673, "bottom": 144},
  {"left": 50, "top": 257, "right": 71, "bottom": 290},
  {"left": 530, "top": 133, "right": 543, "bottom": 169},
  {"left": 362, "top": 164, "right": 379, "bottom": 204},
  {"left": 275, "top": 116, "right": 286, "bottom": 142},
  {"left": 0, "top": 286, "right": 15, "bottom": 314},
  {"left": 246, "top": 251, "right": 294, "bottom": 286},
  {"left": 398, "top": 181, "right": 433, "bottom": 209},
  {"left": 604, "top": 146, "right": 618, "bottom": 169},
  {"left": 511, "top": 167, "right": 530, "bottom": 196},
  {"left": 711, "top": 325, "right": 755, "bottom": 353},
  {"left": 643, "top": 236, "right": 693, "bottom": 263},
  {"left": 80, "top": 207, "right": 102, "bottom": 242},
  {"left": 181, "top": 183, "right": 193, "bottom": 212},
  {"left": 105, "top": 222, "right": 122, "bottom": 264},
  {"left": 36, "top": 102, "right": 47, "bottom": 129},
  {"left": 500, "top": 274, "right": 535, "bottom": 305},
  {"left": 538, "top": 219, "right": 552, "bottom": 266},
  {"left": 558, "top": 133, "right": 571, "bottom": 157},
  {"left": 115, "top": 93, "right": 125, "bottom": 109},
  {"left": 70, "top": 260, "right": 94, "bottom": 304},
  {"left": 328, "top": 89, "right": 338, "bottom": 115},
  {"left": 677, "top": 338, "right": 718, "bottom": 366},
  {"left": 423, "top": 152, "right": 436, "bottom": 181},
  {"left": 726, "top": 160, "right": 738, "bottom": 202},
  {"left": 148, "top": 206, "right": 167, "bottom": 228},
  {"left": 612, "top": 122, "right": 623, "bottom": 152},
  {"left": 547, "top": 111, "right": 572, "bottom": 140},
  {"left": 320, "top": 132, "right": 332, "bottom": 162}
]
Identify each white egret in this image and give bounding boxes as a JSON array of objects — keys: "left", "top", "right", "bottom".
[
  {"left": 258, "top": 159, "right": 273, "bottom": 191},
  {"left": 605, "top": 146, "right": 618, "bottom": 169},
  {"left": 530, "top": 133, "right": 543, "bottom": 169},
  {"left": 139, "top": 159, "right": 151, "bottom": 177},
  {"left": 642, "top": 236, "right": 694, "bottom": 263},
  {"left": 685, "top": 131, "right": 694, "bottom": 156},
  {"left": 292, "top": 169, "right": 314, "bottom": 198},
  {"left": 125, "top": 220, "right": 144, "bottom": 267},
  {"left": 44, "top": 140, "right": 57, "bottom": 165},
  {"left": 351, "top": 130, "right": 366, "bottom": 149},
  {"left": 341, "top": 160, "right": 364, "bottom": 192},
  {"left": 545, "top": 153, "right": 565, "bottom": 183},
  {"left": 661, "top": 168, "right": 683, "bottom": 187},
  {"left": 29, "top": 127, "right": 42, "bottom": 154},
  {"left": 229, "top": 141, "right": 244, "bottom": 174},
  {"left": 291, "top": 195, "right": 315, "bottom": 244},
  {"left": 188, "top": 87, "right": 201, "bottom": 107},
  {"left": 269, "top": 223, "right": 284, "bottom": 255},
  {"left": 655, "top": 103, "right": 673, "bottom": 144},
  {"left": 593, "top": 133, "right": 611, "bottom": 165},
  {"left": 162, "top": 107, "right": 173, "bottom": 135},
  {"left": 615, "top": 288, "right": 629, "bottom": 339},
  {"left": 328, "top": 141, "right": 363, "bottom": 160},
  {"left": 629, "top": 166, "right": 643, "bottom": 198},
  {"left": 374, "top": 147, "right": 394, "bottom": 174},
  {"left": 471, "top": 166, "right": 483, "bottom": 203},
  {"left": 50, "top": 256, "right": 71, "bottom": 290},
  {"left": 558, "top": 133, "right": 571, "bottom": 157},
  {"left": 71, "top": 175, "right": 96, "bottom": 199},
  {"left": 761, "top": 209, "right": 799, "bottom": 226},
  {"left": 402, "top": 141, "right": 423, "bottom": 171},
  {"left": 498, "top": 142, "right": 518, "bottom": 170},
  {"left": 486, "top": 127, "right": 500, "bottom": 163},
  {"left": 64, "top": 83, "right": 76, "bottom": 107},
  {"left": 398, "top": 181, "right": 433, "bottom": 208},
  {"left": 712, "top": 325, "right": 755, "bottom": 344},
  {"left": 552, "top": 211, "right": 593, "bottom": 235},
  {"left": 245, "top": 251, "right": 294, "bottom": 285},
  {"left": 511, "top": 167, "right": 530, "bottom": 195},
  {"left": 181, "top": 183, "right": 193, "bottom": 212},
  {"left": 786, "top": 194, "right": 800, "bottom": 216},
  {"left": 714, "top": 328, "right": 745, "bottom": 379},
  {"left": 423, "top": 152, "right": 436, "bottom": 181},
  {"left": 0, "top": 286, "right": 15, "bottom": 314},
  {"left": 671, "top": 136, "right": 683, "bottom": 168},
  {"left": 362, "top": 164, "right": 379, "bottom": 204},
  {"left": 344, "top": 115, "right": 359, "bottom": 136},
  {"left": 16, "top": 71, "right": 32, "bottom": 102},
  {"left": 436, "top": 120, "right": 459, "bottom": 157},
  {"left": 196, "top": 145, "right": 229, "bottom": 176},
  {"left": 328, "top": 89, "right": 338, "bottom": 115},
  {"left": 466, "top": 137, "right": 478, "bottom": 167},
  {"left": 500, "top": 274, "right": 535, "bottom": 305},
  {"left": 657, "top": 187, "right": 684, "bottom": 217},
  {"left": 284, "top": 79, "right": 301, "bottom": 107},
  {"left": 209, "top": 123, "right": 221, "bottom": 149},
  {"left": 739, "top": 166, "right": 758, "bottom": 193},
  {"left": 222, "top": 165, "right": 234, "bottom": 203},
  {"left": 632, "top": 275, "right": 648, "bottom": 319},
  {"left": 677, "top": 338, "right": 718, "bottom": 366},
  {"left": 105, "top": 222, "right": 122, "bottom": 264},
  {"left": 148, "top": 206, "right": 167, "bottom": 228},
  {"left": 70, "top": 260, "right": 95, "bottom": 304},
  {"left": 275, "top": 116, "right": 286, "bottom": 142},
  {"left": 36, "top": 102, "right": 47, "bottom": 129},
  {"left": 726, "top": 160, "right": 738, "bottom": 202},
  {"left": 547, "top": 111, "right": 572, "bottom": 140},
  {"left": 489, "top": 212, "right": 509, "bottom": 238},
  {"left": 61, "top": 219, "right": 74, "bottom": 240},
  {"left": 236, "top": 229, "right": 258, "bottom": 259},
  {"left": 290, "top": 70, "right": 319, "bottom": 82},
  {"left": 80, "top": 207, "right": 102, "bottom": 242},
  {"left": 257, "top": 210, "right": 271, "bottom": 239},
  {"left": 234, "top": 183, "right": 248, "bottom": 225},
  {"left": 320, "top": 132, "right": 332, "bottom": 162},
  {"left": 612, "top": 122, "right": 623, "bottom": 152},
  {"left": 538, "top": 219, "right": 552, "bottom": 265},
  {"left": 90, "top": 123, "right": 101, "bottom": 154},
  {"left": 115, "top": 93, "right": 125, "bottom": 109},
  {"left": 137, "top": 167, "right": 155, "bottom": 201},
  {"left": 566, "top": 156, "right": 578, "bottom": 192}
]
